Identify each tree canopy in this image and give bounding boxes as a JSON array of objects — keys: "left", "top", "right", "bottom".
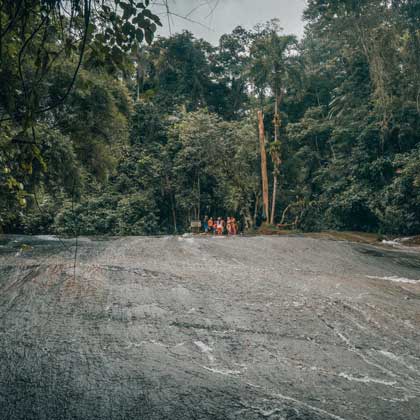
[{"left": 1, "top": 1, "right": 419, "bottom": 235}]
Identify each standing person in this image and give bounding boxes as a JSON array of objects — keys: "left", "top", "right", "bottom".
[
  {"left": 221, "top": 218, "right": 226, "bottom": 235},
  {"left": 203, "top": 216, "right": 209, "bottom": 234},
  {"left": 216, "top": 218, "right": 223, "bottom": 235},
  {"left": 226, "top": 217, "right": 232, "bottom": 235},
  {"left": 232, "top": 217, "right": 238, "bottom": 235},
  {"left": 208, "top": 217, "right": 214, "bottom": 234},
  {"left": 230, "top": 217, "right": 236, "bottom": 235}
]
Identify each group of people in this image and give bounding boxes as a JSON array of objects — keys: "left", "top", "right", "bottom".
[{"left": 203, "top": 216, "right": 238, "bottom": 235}]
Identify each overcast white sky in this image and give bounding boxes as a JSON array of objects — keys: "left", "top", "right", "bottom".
[{"left": 151, "top": 0, "right": 307, "bottom": 44}]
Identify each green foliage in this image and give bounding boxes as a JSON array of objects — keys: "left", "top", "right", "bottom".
[
  {"left": 280, "top": 0, "right": 420, "bottom": 234},
  {"left": 2, "top": 2, "right": 420, "bottom": 236},
  {"left": 379, "top": 146, "right": 420, "bottom": 234},
  {"left": 0, "top": 0, "right": 160, "bottom": 222},
  {"left": 52, "top": 192, "right": 159, "bottom": 236}
]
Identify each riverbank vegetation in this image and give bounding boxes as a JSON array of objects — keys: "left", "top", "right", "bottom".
[{"left": 1, "top": 0, "right": 419, "bottom": 235}]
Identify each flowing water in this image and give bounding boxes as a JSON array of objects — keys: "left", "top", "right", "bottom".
[{"left": 1, "top": 234, "right": 419, "bottom": 420}]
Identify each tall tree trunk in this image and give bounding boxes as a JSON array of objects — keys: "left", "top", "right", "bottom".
[
  {"left": 274, "top": 92, "right": 281, "bottom": 143},
  {"left": 270, "top": 175, "right": 278, "bottom": 225},
  {"left": 171, "top": 195, "right": 177, "bottom": 233},
  {"left": 166, "top": 175, "right": 177, "bottom": 233},
  {"left": 258, "top": 110, "right": 269, "bottom": 222},
  {"left": 270, "top": 91, "right": 282, "bottom": 225},
  {"left": 253, "top": 192, "right": 260, "bottom": 227},
  {"left": 197, "top": 175, "right": 201, "bottom": 220},
  {"left": 136, "top": 44, "right": 142, "bottom": 101}
]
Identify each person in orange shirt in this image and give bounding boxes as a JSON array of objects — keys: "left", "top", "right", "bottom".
[
  {"left": 208, "top": 217, "right": 214, "bottom": 234},
  {"left": 216, "top": 218, "right": 223, "bottom": 235}
]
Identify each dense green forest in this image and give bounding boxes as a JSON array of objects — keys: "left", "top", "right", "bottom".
[{"left": 1, "top": 0, "right": 420, "bottom": 235}]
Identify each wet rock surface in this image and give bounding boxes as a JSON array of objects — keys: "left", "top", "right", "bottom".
[{"left": 1, "top": 235, "right": 419, "bottom": 420}]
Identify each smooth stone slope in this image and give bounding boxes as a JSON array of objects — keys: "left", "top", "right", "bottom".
[{"left": 0, "top": 235, "right": 419, "bottom": 420}]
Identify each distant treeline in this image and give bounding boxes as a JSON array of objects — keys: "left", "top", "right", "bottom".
[{"left": 1, "top": 1, "right": 419, "bottom": 235}]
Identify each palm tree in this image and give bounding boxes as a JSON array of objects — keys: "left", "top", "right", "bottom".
[{"left": 249, "top": 20, "right": 297, "bottom": 224}]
